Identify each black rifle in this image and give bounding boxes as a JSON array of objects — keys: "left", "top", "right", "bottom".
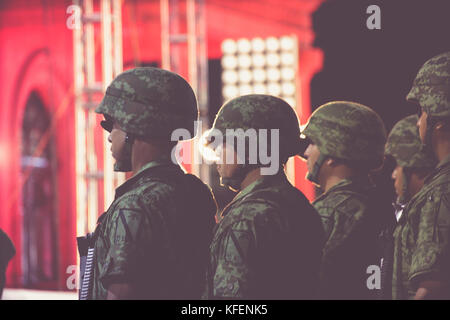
[{"left": 77, "top": 232, "right": 96, "bottom": 300}]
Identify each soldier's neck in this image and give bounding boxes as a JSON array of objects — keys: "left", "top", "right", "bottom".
[
  {"left": 323, "top": 176, "right": 346, "bottom": 193},
  {"left": 434, "top": 137, "right": 450, "bottom": 163},
  {"left": 322, "top": 165, "right": 360, "bottom": 193},
  {"left": 131, "top": 140, "right": 172, "bottom": 175},
  {"left": 240, "top": 168, "right": 263, "bottom": 190}
]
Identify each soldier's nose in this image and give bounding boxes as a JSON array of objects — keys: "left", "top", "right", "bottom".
[{"left": 391, "top": 169, "right": 397, "bottom": 180}]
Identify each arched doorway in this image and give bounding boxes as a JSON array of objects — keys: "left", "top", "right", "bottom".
[{"left": 20, "top": 91, "right": 59, "bottom": 289}]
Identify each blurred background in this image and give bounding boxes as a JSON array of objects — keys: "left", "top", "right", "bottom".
[{"left": 0, "top": 0, "right": 449, "bottom": 299}]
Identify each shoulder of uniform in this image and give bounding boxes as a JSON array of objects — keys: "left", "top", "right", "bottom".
[
  {"left": 432, "top": 175, "right": 450, "bottom": 192},
  {"left": 232, "top": 199, "right": 277, "bottom": 219},
  {"left": 240, "top": 183, "right": 291, "bottom": 205},
  {"left": 335, "top": 194, "right": 368, "bottom": 216},
  {"left": 412, "top": 176, "right": 450, "bottom": 205},
  {"left": 316, "top": 188, "right": 367, "bottom": 208},
  {"left": 106, "top": 194, "right": 145, "bottom": 225},
  {"left": 227, "top": 218, "right": 255, "bottom": 233},
  {"left": 110, "top": 180, "right": 174, "bottom": 215},
  {"left": 132, "top": 177, "right": 177, "bottom": 202},
  {"left": 219, "top": 200, "right": 279, "bottom": 235},
  {"left": 316, "top": 190, "right": 368, "bottom": 219},
  {"left": 113, "top": 192, "right": 142, "bottom": 209},
  {"left": 424, "top": 167, "right": 450, "bottom": 187}
]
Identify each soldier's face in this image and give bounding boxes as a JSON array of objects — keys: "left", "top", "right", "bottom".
[
  {"left": 214, "top": 143, "right": 240, "bottom": 179},
  {"left": 304, "top": 144, "right": 321, "bottom": 176},
  {"left": 392, "top": 165, "right": 405, "bottom": 199},
  {"left": 417, "top": 110, "right": 428, "bottom": 143},
  {"left": 108, "top": 122, "right": 127, "bottom": 160}
]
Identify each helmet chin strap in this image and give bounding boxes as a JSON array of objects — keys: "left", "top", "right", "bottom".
[
  {"left": 114, "top": 134, "right": 135, "bottom": 172},
  {"left": 306, "top": 153, "right": 328, "bottom": 185},
  {"left": 421, "top": 115, "right": 437, "bottom": 156},
  {"left": 397, "top": 167, "right": 411, "bottom": 205}
]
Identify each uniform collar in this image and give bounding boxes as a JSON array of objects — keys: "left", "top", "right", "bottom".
[
  {"left": 235, "top": 171, "right": 286, "bottom": 201},
  {"left": 220, "top": 171, "right": 287, "bottom": 219},
  {"left": 424, "top": 153, "right": 450, "bottom": 184},
  {"left": 437, "top": 153, "right": 450, "bottom": 170},
  {"left": 314, "top": 175, "right": 372, "bottom": 203},
  {"left": 114, "top": 157, "right": 179, "bottom": 199}
]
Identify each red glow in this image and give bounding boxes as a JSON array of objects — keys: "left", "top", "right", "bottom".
[{"left": 0, "top": 0, "right": 323, "bottom": 290}]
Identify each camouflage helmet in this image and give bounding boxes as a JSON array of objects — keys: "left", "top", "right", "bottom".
[
  {"left": 302, "top": 101, "right": 387, "bottom": 169},
  {"left": 406, "top": 52, "right": 450, "bottom": 118},
  {"left": 207, "top": 94, "right": 302, "bottom": 158},
  {"left": 95, "top": 67, "right": 198, "bottom": 140},
  {"left": 385, "top": 115, "right": 436, "bottom": 169}
]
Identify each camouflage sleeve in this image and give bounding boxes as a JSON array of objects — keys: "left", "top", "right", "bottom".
[
  {"left": 99, "top": 195, "right": 149, "bottom": 289},
  {"left": 409, "top": 192, "right": 450, "bottom": 286},
  {"left": 315, "top": 205, "right": 335, "bottom": 241},
  {"left": 213, "top": 220, "right": 255, "bottom": 298},
  {"left": 322, "top": 197, "right": 366, "bottom": 258}
]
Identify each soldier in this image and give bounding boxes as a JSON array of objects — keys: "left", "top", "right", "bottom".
[
  {"left": 202, "top": 94, "right": 324, "bottom": 299},
  {"left": 380, "top": 115, "right": 436, "bottom": 299},
  {"left": 0, "top": 229, "right": 15, "bottom": 299},
  {"left": 392, "top": 52, "right": 450, "bottom": 299},
  {"left": 299, "top": 101, "right": 392, "bottom": 299},
  {"left": 91, "top": 67, "right": 217, "bottom": 299}
]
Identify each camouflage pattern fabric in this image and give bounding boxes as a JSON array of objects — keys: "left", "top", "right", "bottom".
[
  {"left": 0, "top": 229, "right": 15, "bottom": 298},
  {"left": 0, "top": 229, "right": 15, "bottom": 269},
  {"left": 204, "top": 171, "right": 324, "bottom": 299},
  {"left": 407, "top": 52, "right": 450, "bottom": 118},
  {"left": 392, "top": 155, "right": 450, "bottom": 299},
  {"left": 206, "top": 94, "right": 302, "bottom": 158},
  {"left": 313, "top": 176, "right": 392, "bottom": 299},
  {"left": 385, "top": 115, "right": 436, "bottom": 169},
  {"left": 301, "top": 101, "right": 387, "bottom": 170},
  {"left": 91, "top": 158, "right": 217, "bottom": 299},
  {"left": 378, "top": 202, "right": 405, "bottom": 300},
  {"left": 380, "top": 115, "right": 436, "bottom": 299},
  {"left": 95, "top": 67, "right": 198, "bottom": 140},
  {"left": 391, "top": 52, "right": 450, "bottom": 299}
]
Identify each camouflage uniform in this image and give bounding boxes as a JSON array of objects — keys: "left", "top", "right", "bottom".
[
  {"left": 392, "top": 52, "right": 450, "bottom": 299},
  {"left": 91, "top": 158, "right": 217, "bottom": 299},
  {"left": 91, "top": 68, "right": 217, "bottom": 299},
  {"left": 300, "top": 101, "right": 391, "bottom": 299},
  {"left": 385, "top": 115, "right": 437, "bottom": 205},
  {"left": 312, "top": 176, "right": 388, "bottom": 299},
  {"left": 380, "top": 115, "right": 436, "bottom": 299},
  {"left": 0, "top": 229, "right": 15, "bottom": 298},
  {"left": 203, "top": 95, "right": 324, "bottom": 299}
]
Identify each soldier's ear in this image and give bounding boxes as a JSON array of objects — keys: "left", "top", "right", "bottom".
[{"left": 325, "top": 158, "right": 337, "bottom": 167}]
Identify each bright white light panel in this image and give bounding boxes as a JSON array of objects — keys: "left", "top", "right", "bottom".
[{"left": 221, "top": 36, "right": 298, "bottom": 108}]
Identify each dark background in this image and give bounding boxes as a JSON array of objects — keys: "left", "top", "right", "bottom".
[
  {"left": 311, "top": 0, "right": 450, "bottom": 130},
  {"left": 208, "top": 0, "right": 450, "bottom": 208},
  {"left": 311, "top": 0, "right": 450, "bottom": 204}
]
